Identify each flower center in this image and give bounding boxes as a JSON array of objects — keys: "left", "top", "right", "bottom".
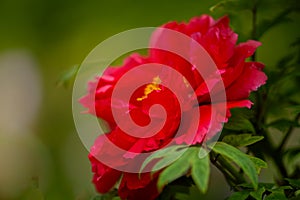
[{"left": 136, "top": 76, "right": 161, "bottom": 101}]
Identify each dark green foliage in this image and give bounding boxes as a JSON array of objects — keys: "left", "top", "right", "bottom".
[{"left": 152, "top": 0, "right": 300, "bottom": 199}]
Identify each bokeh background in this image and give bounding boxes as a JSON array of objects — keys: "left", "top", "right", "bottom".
[{"left": 0, "top": 0, "right": 299, "bottom": 199}]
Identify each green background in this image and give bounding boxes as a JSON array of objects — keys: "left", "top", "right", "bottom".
[{"left": 0, "top": 0, "right": 299, "bottom": 199}]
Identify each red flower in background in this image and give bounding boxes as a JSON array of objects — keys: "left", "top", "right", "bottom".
[{"left": 80, "top": 15, "right": 267, "bottom": 200}]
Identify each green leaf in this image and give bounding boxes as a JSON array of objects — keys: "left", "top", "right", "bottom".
[
  {"left": 250, "top": 187, "right": 265, "bottom": 200},
  {"left": 152, "top": 146, "right": 190, "bottom": 173},
  {"left": 285, "top": 178, "right": 300, "bottom": 189},
  {"left": 289, "top": 105, "right": 300, "bottom": 115},
  {"left": 295, "top": 189, "right": 300, "bottom": 197},
  {"left": 140, "top": 145, "right": 187, "bottom": 173},
  {"left": 248, "top": 156, "right": 268, "bottom": 174},
  {"left": 191, "top": 149, "right": 210, "bottom": 193},
  {"left": 273, "top": 185, "right": 293, "bottom": 191},
  {"left": 212, "top": 142, "right": 258, "bottom": 189},
  {"left": 259, "top": 183, "right": 275, "bottom": 190},
  {"left": 256, "top": 7, "right": 293, "bottom": 39},
  {"left": 157, "top": 148, "right": 194, "bottom": 192},
  {"left": 227, "top": 191, "right": 249, "bottom": 200},
  {"left": 284, "top": 147, "right": 300, "bottom": 162},
  {"left": 224, "top": 116, "right": 255, "bottom": 133},
  {"left": 239, "top": 182, "right": 274, "bottom": 190},
  {"left": 267, "top": 119, "right": 299, "bottom": 133},
  {"left": 222, "top": 134, "right": 264, "bottom": 147},
  {"left": 264, "top": 191, "right": 287, "bottom": 200},
  {"left": 276, "top": 53, "right": 295, "bottom": 68},
  {"left": 157, "top": 147, "right": 211, "bottom": 194},
  {"left": 57, "top": 64, "right": 79, "bottom": 88},
  {"left": 210, "top": 0, "right": 254, "bottom": 13}
]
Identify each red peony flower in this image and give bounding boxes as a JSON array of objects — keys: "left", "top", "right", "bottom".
[{"left": 80, "top": 15, "right": 267, "bottom": 200}]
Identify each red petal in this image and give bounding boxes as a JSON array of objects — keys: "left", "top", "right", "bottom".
[
  {"left": 226, "top": 62, "right": 267, "bottom": 100},
  {"left": 119, "top": 172, "right": 160, "bottom": 200},
  {"left": 89, "top": 154, "right": 122, "bottom": 193}
]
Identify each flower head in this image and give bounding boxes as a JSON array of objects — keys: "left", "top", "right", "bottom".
[{"left": 80, "top": 14, "right": 267, "bottom": 200}]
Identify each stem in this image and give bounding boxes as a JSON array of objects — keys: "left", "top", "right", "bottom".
[
  {"left": 277, "top": 113, "right": 300, "bottom": 152},
  {"left": 255, "top": 114, "right": 300, "bottom": 181},
  {"left": 251, "top": 2, "right": 257, "bottom": 61},
  {"left": 252, "top": 127, "right": 288, "bottom": 181},
  {"left": 213, "top": 161, "right": 238, "bottom": 189},
  {"left": 218, "top": 156, "right": 246, "bottom": 184},
  {"left": 210, "top": 153, "right": 245, "bottom": 191},
  {"left": 249, "top": 0, "right": 288, "bottom": 181},
  {"left": 251, "top": 1, "right": 265, "bottom": 128}
]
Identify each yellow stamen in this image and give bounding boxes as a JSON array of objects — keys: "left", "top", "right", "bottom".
[
  {"left": 137, "top": 76, "right": 161, "bottom": 101},
  {"left": 183, "top": 77, "right": 189, "bottom": 88}
]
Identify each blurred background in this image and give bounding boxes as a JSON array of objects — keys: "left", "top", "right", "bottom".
[{"left": 0, "top": 0, "right": 299, "bottom": 199}]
